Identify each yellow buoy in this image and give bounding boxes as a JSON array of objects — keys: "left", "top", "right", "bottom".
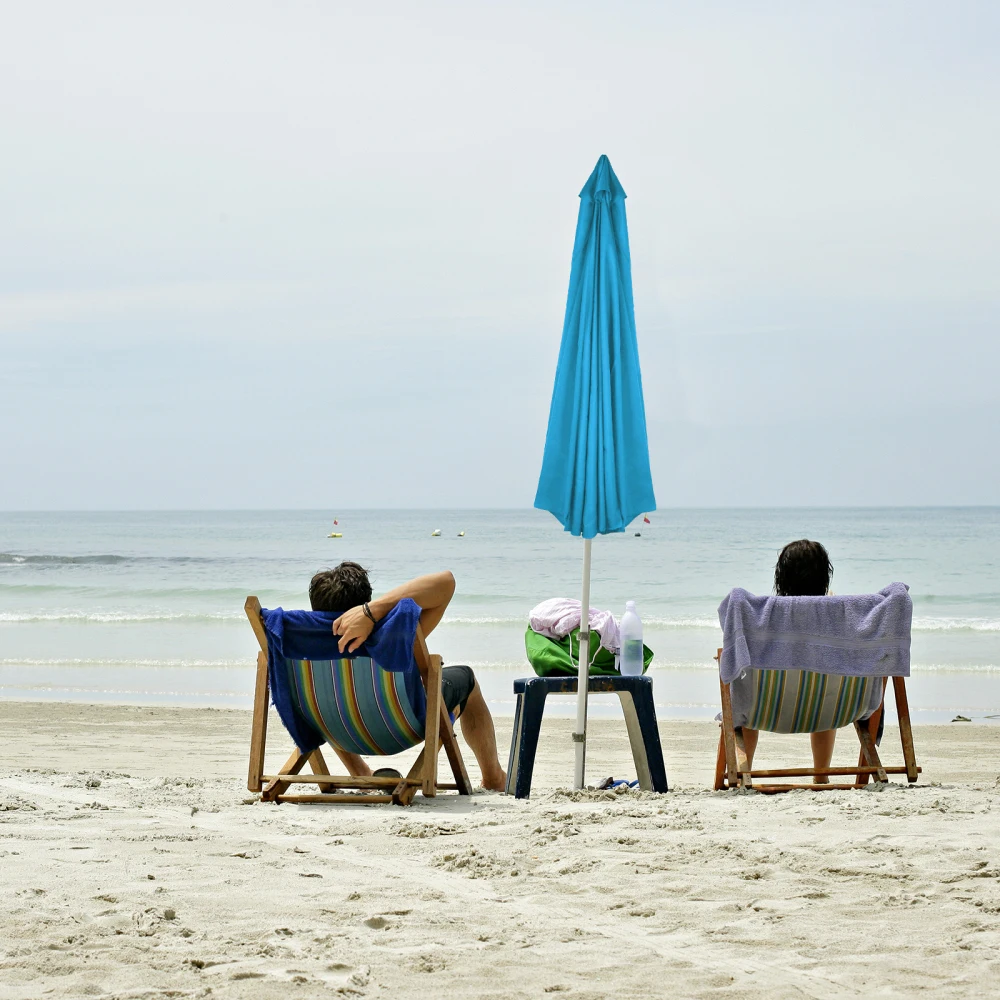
[
  {"left": 457, "top": 530, "right": 465, "bottom": 537},
  {"left": 431, "top": 529, "right": 441, "bottom": 537},
  {"left": 327, "top": 532, "right": 342, "bottom": 538}
]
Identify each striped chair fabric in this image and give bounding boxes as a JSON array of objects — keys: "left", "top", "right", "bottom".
[
  {"left": 275, "top": 654, "right": 424, "bottom": 756},
  {"left": 742, "top": 669, "right": 879, "bottom": 734}
]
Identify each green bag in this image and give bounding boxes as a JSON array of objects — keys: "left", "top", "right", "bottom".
[{"left": 524, "top": 626, "right": 653, "bottom": 678}]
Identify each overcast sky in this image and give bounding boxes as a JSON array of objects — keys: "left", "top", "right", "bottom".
[{"left": 1, "top": 2, "right": 998, "bottom": 509}]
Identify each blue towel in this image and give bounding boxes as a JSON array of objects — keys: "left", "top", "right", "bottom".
[
  {"left": 262, "top": 598, "right": 421, "bottom": 668},
  {"left": 260, "top": 599, "right": 424, "bottom": 753},
  {"left": 717, "top": 583, "right": 912, "bottom": 684}
]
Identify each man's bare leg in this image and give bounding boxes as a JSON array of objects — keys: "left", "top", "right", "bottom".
[
  {"left": 335, "top": 750, "right": 372, "bottom": 777},
  {"left": 455, "top": 685, "right": 506, "bottom": 791},
  {"left": 810, "top": 729, "right": 836, "bottom": 784}
]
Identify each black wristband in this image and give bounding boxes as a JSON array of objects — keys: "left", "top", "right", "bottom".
[{"left": 362, "top": 603, "right": 376, "bottom": 625}]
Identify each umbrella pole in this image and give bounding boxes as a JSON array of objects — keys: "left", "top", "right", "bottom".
[{"left": 573, "top": 537, "right": 592, "bottom": 789}]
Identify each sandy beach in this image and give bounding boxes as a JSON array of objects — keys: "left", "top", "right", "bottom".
[{"left": 1, "top": 702, "right": 998, "bottom": 998}]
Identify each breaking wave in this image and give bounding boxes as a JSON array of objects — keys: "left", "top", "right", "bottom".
[{"left": 0, "top": 611, "right": 244, "bottom": 624}]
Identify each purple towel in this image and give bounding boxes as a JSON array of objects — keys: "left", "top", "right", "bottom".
[{"left": 717, "top": 583, "right": 912, "bottom": 684}]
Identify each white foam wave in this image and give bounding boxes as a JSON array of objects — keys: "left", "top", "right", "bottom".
[
  {"left": 2, "top": 610, "right": 996, "bottom": 633},
  {"left": 449, "top": 615, "right": 999, "bottom": 633},
  {"left": 444, "top": 615, "right": 721, "bottom": 628},
  {"left": 0, "top": 684, "right": 249, "bottom": 697},
  {"left": 912, "top": 617, "right": 1000, "bottom": 633},
  {"left": 466, "top": 660, "right": 720, "bottom": 672},
  {"left": 468, "top": 660, "right": 1000, "bottom": 674},
  {"left": 0, "top": 658, "right": 249, "bottom": 669},
  {"left": 0, "top": 611, "right": 244, "bottom": 624},
  {"left": 907, "top": 663, "right": 1000, "bottom": 674}
]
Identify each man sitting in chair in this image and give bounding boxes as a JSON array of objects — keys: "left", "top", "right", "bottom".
[{"left": 309, "top": 562, "right": 507, "bottom": 792}]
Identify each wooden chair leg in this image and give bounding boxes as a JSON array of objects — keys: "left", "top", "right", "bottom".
[
  {"left": 440, "top": 700, "right": 473, "bottom": 794},
  {"left": 733, "top": 727, "right": 752, "bottom": 788},
  {"left": 893, "top": 676, "right": 919, "bottom": 782},
  {"left": 248, "top": 650, "right": 269, "bottom": 792},
  {"left": 395, "top": 748, "right": 426, "bottom": 806},
  {"left": 308, "top": 749, "right": 336, "bottom": 794},
  {"left": 718, "top": 676, "right": 739, "bottom": 788},
  {"left": 713, "top": 730, "right": 728, "bottom": 790},
  {"left": 422, "top": 655, "right": 443, "bottom": 797},
  {"left": 262, "top": 748, "right": 310, "bottom": 801},
  {"left": 411, "top": 625, "right": 471, "bottom": 796},
  {"left": 856, "top": 678, "right": 886, "bottom": 786},
  {"left": 854, "top": 721, "right": 888, "bottom": 783}
]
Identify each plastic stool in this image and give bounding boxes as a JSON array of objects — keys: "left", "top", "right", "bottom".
[{"left": 505, "top": 674, "right": 669, "bottom": 799}]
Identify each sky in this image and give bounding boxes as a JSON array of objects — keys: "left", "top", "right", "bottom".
[{"left": 1, "top": 1, "right": 998, "bottom": 509}]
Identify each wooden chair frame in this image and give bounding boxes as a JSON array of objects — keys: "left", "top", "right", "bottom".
[
  {"left": 245, "top": 597, "right": 473, "bottom": 805},
  {"left": 712, "top": 649, "right": 920, "bottom": 793}
]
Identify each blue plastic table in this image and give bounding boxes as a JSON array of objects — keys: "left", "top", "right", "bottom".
[{"left": 505, "top": 674, "right": 669, "bottom": 799}]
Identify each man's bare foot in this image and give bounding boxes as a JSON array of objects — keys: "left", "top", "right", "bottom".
[{"left": 480, "top": 770, "right": 506, "bottom": 792}]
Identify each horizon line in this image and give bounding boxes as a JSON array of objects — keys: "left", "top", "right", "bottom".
[{"left": 1, "top": 505, "right": 998, "bottom": 514}]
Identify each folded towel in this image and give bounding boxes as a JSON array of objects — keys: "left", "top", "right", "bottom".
[
  {"left": 528, "top": 597, "right": 620, "bottom": 654},
  {"left": 717, "top": 583, "right": 912, "bottom": 684}
]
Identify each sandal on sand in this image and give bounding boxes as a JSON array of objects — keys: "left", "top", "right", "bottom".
[
  {"left": 372, "top": 767, "right": 403, "bottom": 781},
  {"left": 597, "top": 777, "right": 639, "bottom": 790}
]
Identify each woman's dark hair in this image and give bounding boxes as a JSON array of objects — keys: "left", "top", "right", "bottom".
[
  {"left": 309, "top": 561, "right": 373, "bottom": 611},
  {"left": 774, "top": 540, "right": 833, "bottom": 597}
]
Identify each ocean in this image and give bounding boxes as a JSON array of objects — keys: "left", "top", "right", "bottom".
[{"left": 1, "top": 508, "right": 997, "bottom": 724}]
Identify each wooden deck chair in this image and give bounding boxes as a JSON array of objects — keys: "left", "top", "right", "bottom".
[
  {"left": 245, "top": 597, "right": 473, "bottom": 805},
  {"left": 713, "top": 649, "right": 921, "bottom": 793}
]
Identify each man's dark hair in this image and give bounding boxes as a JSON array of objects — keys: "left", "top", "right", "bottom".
[
  {"left": 774, "top": 540, "right": 833, "bottom": 597},
  {"left": 309, "top": 561, "right": 373, "bottom": 611}
]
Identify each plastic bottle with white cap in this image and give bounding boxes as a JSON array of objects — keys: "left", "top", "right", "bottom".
[{"left": 619, "top": 601, "right": 644, "bottom": 676}]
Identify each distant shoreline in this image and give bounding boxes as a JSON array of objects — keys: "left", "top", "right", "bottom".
[{"left": 2, "top": 504, "right": 999, "bottom": 513}]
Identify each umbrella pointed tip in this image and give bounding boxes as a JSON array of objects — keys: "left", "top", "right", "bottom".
[{"left": 580, "top": 155, "right": 625, "bottom": 201}]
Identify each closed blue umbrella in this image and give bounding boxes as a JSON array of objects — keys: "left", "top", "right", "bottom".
[{"left": 535, "top": 154, "right": 656, "bottom": 788}]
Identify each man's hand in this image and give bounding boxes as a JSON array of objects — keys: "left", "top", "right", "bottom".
[
  {"left": 330, "top": 571, "right": 455, "bottom": 653},
  {"left": 332, "top": 606, "right": 374, "bottom": 654}
]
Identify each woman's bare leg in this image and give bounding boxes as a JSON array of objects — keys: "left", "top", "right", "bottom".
[{"left": 810, "top": 729, "right": 837, "bottom": 783}]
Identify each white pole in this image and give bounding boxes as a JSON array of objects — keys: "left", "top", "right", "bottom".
[{"left": 573, "top": 537, "right": 593, "bottom": 789}]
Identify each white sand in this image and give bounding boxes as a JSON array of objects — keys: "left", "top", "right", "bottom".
[{"left": 2, "top": 701, "right": 999, "bottom": 999}]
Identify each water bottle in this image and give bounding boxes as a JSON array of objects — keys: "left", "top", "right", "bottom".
[{"left": 619, "top": 601, "right": 644, "bottom": 676}]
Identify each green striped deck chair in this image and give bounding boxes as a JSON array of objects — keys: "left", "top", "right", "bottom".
[
  {"left": 741, "top": 669, "right": 881, "bottom": 735},
  {"left": 714, "top": 649, "right": 920, "bottom": 793},
  {"left": 244, "top": 596, "right": 473, "bottom": 805}
]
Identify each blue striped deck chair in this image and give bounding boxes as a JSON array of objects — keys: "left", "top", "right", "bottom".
[
  {"left": 713, "top": 671, "right": 920, "bottom": 793},
  {"left": 244, "top": 596, "right": 472, "bottom": 805}
]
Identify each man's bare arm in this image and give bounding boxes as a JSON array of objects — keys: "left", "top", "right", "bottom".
[{"left": 332, "top": 571, "right": 456, "bottom": 653}]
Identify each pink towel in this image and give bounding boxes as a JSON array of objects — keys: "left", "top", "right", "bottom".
[{"left": 528, "top": 598, "right": 620, "bottom": 655}]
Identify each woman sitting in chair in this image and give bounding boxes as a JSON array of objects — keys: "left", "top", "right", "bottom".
[{"left": 740, "top": 539, "right": 838, "bottom": 782}]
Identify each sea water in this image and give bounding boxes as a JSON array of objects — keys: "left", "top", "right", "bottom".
[{"left": 1, "top": 508, "right": 997, "bottom": 723}]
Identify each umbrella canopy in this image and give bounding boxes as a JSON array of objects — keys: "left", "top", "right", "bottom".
[
  {"left": 534, "top": 154, "right": 655, "bottom": 788},
  {"left": 535, "top": 154, "right": 655, "bottom": 539}
]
